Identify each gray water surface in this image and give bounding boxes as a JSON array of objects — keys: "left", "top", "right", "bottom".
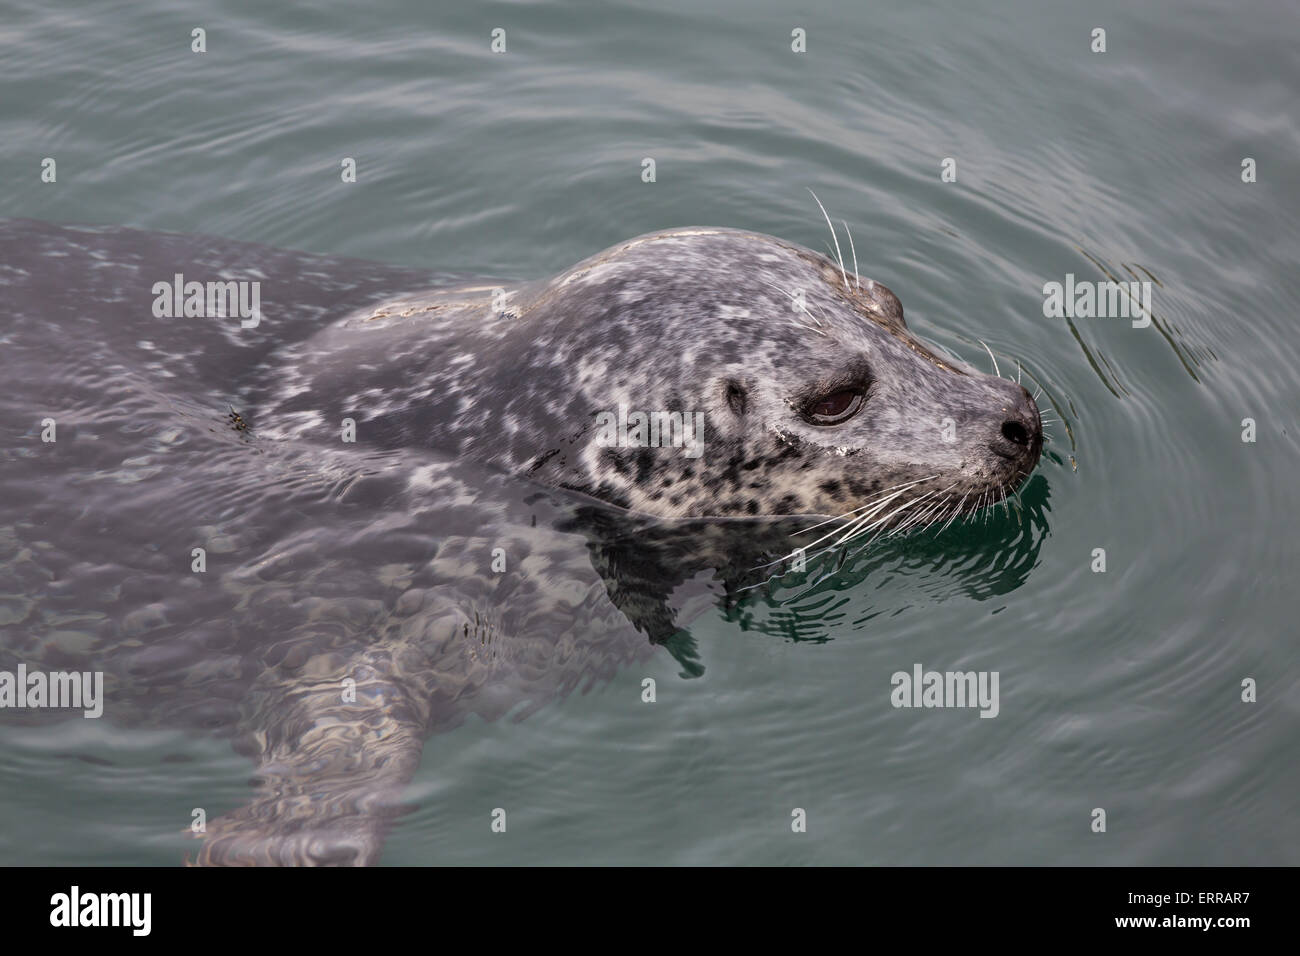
[{"left": 1, "top": 0, "right": 1297, "bottom": 864}]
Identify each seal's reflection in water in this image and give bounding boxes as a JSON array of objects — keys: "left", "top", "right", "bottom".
[{"left": 558, "top": 470, "right": 1051, "bottom": 676}]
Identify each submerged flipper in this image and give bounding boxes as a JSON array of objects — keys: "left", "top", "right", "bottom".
[{"left": 195, "top": 653, "right": 426, "bottom": 865}]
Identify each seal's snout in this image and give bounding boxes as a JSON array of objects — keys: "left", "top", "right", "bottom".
[{"left": 988, "top": 383, "right": 1042, "bottom": 467}]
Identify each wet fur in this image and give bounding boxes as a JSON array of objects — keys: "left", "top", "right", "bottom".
[{"left": 0, "top": 221, "right": 1040, "bottom": 864}]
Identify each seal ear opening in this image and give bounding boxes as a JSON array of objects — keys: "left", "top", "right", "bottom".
[{"left": 724, "top": 379, "right": 748, "bottom": 417}]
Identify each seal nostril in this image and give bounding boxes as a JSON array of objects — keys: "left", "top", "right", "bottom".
[{"left": 1001, "top": 420, "right": 1030, "bottom": 447}]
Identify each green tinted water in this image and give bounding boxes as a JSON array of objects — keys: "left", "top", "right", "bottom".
[{"left": 1, "top": 0, "right": 1296, "bottom": 864}]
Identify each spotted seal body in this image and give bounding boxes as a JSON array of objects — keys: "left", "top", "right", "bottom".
[{"left": 0, "top": 220, "right": 1040, "bottom": 865}]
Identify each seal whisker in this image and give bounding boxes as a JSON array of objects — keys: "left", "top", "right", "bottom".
[
  {"left": 933, "top": 499, "right": 956, "bottom": 532},
  {"left": 831, "top": 500, "right": 922, "bottom": 557},
  {"left": 796, "top": 304, "right": 829, "bottom": 334},
  {"left": 862, "top": 498, "right": 926, "bottom": 542},
  {"left": 894, "top": 500, "right": 943, "bottom": 537},
  {"left": 933, "top": 341, "right": 965, "bottom": 363},
  {"left": 917, "top": 497, "right": 951, "bottom": 528},
  {"left": 849, "top": 481, "right": 958, "bottom": 554},
  {"left": 791, "top": 475, "right": 939, "bottom": 537},
  {"left": 814, "top": 499, "right": 906, "bottom": 547},
  {"left": 889, "top": 483, "right": 957, "bottom": 536},
  {"left": 842, "top": 219, "right": 859, "bottom": 292},
  {"left": 829, "top": 487, "right": 929, "bottom": 548},
  {"left": 978, "top": 339, "right": 1001, "bottom": 378},
  {"left": 756, "top": 277, "right": 827, "bottom": 332},
  {"left": 939, "top": 493, "right": 968, "bottom": 533},
  {"left": 807, "top": 188, "right": 849, "bottom": 291},
  {"left": 797, "top": 505, "right": 898, "bottom": 566},
  {"left": 885, "top": 495, "right": 937, "bottom": 538},
  {"left": 755, "top": 478, "right": 935, "bottom": 572},
  {"left": 821, "top": 483, "right": 945, "bottom": 555},
  {"left": 839, "top": 483, "right": 948, "bottom": 550}
]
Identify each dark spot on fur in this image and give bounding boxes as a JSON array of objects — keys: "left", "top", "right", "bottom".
[
  {"left": 634, "top": 447, "right": 656, "bottom": 484},
  {"left": 725, "top": 379, "right": 748, "bottom": 417},
  {"left": 601, "top": 448, "right": 631, "bottom": 476}
]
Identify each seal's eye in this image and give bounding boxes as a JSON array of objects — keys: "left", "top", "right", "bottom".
[{"left": 805, "top": 388, "right": 864, "bottom": 426}]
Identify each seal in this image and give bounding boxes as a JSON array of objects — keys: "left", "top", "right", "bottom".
[{"left": 0, "top": 220, "right": 1041, "bottom": 865}]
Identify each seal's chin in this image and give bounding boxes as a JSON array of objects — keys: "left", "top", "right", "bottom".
[{"left": 982, "top": 432, "right": 1042, "bottom": 498}]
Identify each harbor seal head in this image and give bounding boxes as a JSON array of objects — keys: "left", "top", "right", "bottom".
[{"left": 274, "top": 227, "right": 1042, "bottom": 530}]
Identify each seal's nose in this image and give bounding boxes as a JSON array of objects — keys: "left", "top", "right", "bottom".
[
  {"left": 989, "top": 384, "right": 1042, "bottom": 462},
  {"left": 1001, "top": 419, "right": 1031, "bottom": 447}
]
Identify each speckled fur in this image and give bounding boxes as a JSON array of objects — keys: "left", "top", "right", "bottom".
[
  {"left": 0, "top": 220, "right": 1039, "bottom": 867},
  {"left": 258, "top": 227, "right": 1042, "bottom": 523}
]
